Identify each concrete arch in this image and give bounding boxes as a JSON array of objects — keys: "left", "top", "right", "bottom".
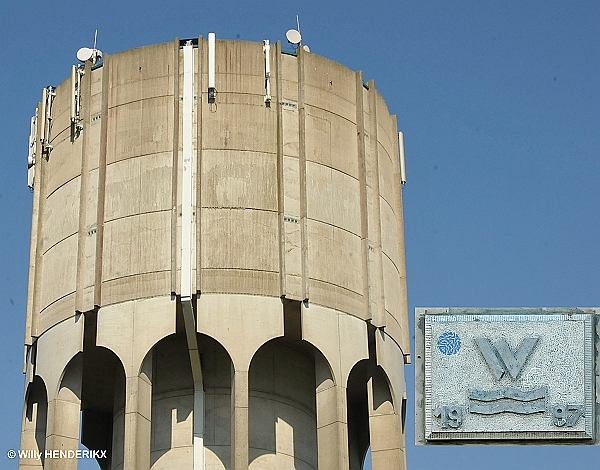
[
  {"left": 96, "top": 297, "right": 177, "bottom": 378},
  {"left": 35, "top": 315, "right": 84, "bottom": 402},
  {"left": 370, "top": 364, "right": 396, "bottom": 415},
  {"left": 196, "top": 294, "right": 284, "bottom": 372},
  {"left": 300, "top": 302, "right": 369, "bottom": 388},
  {"left": 373, "top": 329, "right": 406, "bottom": 417},
  {"left": 196, "top": 331, "right": 233, "bottom": 371},
  {"left": 302, "top": 340, "right": 337, "bottom": 390}
]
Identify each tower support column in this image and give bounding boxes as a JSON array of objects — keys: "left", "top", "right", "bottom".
[
  {"left": 367, "top": 375, "right": 405, "bottom": 470},
  {"left": 316, "top": 383, "right": 350, "bottom": 470},
  {"left": 123, "top": 354, "right": 152, "bottom": 470},
  {"left": 44, "top": 355, "right": 82, "bottom": 470},
  {"left": 231, "top": 368, "right": 249, "bottom": 470}
]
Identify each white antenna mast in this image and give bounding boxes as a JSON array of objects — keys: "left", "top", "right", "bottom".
[
  {"left": 286, "top": 15, "right": 308, "bottom": 51},
  {"left": 294, "top": 15, "right": 310, "bottom": 52}
]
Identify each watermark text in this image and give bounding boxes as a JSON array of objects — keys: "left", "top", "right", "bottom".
[{"left": 7, "top": 449, "right": 106, "bottom": 460}]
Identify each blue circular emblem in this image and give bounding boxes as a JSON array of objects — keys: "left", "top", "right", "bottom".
[{"left": 437, "top": 332, "right": 461, "bottom": 355}]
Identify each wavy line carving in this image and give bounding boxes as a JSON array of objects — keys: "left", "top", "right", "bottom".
[
  {"left": 470, "top": 398, "right": 546, "bottom": 415},
  {"left": 469, "top": 386, "right": 548, "bottom": 415},
  {"left": 469, "top": 386, "right": 547, "bottom": 402}
]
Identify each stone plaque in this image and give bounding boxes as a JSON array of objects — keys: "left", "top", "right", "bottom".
[{"left": 415, "top": 308, "right": 598, "bottom": 443}]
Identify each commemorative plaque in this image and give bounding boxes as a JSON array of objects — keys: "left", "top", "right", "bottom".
[{"left": 415, "top": 308, "right": 598, "bottom": 444}]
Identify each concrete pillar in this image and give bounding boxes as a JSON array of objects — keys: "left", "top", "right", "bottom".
[
  {"left": 316, "top": 383, "right": 349, "bottom": 470},
  {"left": 44, "top": 355, "right": 82, "bottom": 470},
  {"left": 123, "top": 352, "right": 152, "bottom": 470},
  {"left": 367, "top": 372, "right": 404, "bottom": 470},
  {"left": 231, "top": 368, "right": 249, "bottom": 470}
]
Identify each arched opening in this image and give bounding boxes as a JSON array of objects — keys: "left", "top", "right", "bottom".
[
  {"left": 139, "top": 330, "right": 235, "bottom": 470},
  {"left": 40, "top": 353, "right": 84, "bottom": 470},
  {"left": 248, "top": 330, "right": 322, "bottom": 470},
  {"left": 148, "top": 332, "right": 194, "bottom": 468},
  {"left": 73, "top": 311, "right": 128, "bottom": 470},
  {"left": 346, "top": 359, "right": 370, "bottom": 470},
  {"left": 80, "top": 345, "right": 126, "bottom": 470},
  {"left": 20, "top": 375, "right": 48, "bottom": 468},
  {"left": 370, "top": 366, "right": 403, "bottom": 469},
  {"left": 197, "top": 332, "right": 234, "bottom": 470}
]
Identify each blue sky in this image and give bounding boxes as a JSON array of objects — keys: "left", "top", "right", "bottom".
[{"left": 1, "top": 1, "right": 599, "bottom": 469}]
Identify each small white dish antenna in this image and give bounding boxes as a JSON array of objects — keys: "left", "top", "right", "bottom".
[
  {"left": 302, "top": 45, "right": 310, "bottom": 53},
  {"left": 286, "top": 29, "right": 302, "bottom": 45},
  {"left": 76, "top": 30, "right": 102, "bottom": 64},
  {"left": 77, "top": 47, "right": 93, "bottom": 62}
]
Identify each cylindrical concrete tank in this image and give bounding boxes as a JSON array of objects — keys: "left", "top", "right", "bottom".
[{"left": 21, "top": 36, "right": 410, "bottom": 470}]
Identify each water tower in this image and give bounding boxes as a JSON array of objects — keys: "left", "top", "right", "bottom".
[{"left": 20, "top": 34, "right": 410, "bottom": 470}]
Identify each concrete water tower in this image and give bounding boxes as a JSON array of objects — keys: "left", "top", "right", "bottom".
[{"left": 20, "top": 34, "right": 410, "bottom": 470}]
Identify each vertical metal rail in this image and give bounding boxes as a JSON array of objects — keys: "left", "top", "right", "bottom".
[
  {"left": 263, "top": 40, "right": 272, "bottom": 105},
  {"left": 207, "top": 33, "right": 216, "bottom": 104},
  {"left": 398, "top": 131, "right": 406, "bottom": 185}
]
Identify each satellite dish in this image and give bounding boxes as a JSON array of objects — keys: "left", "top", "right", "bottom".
[
  {"left": 302, "top": 45, "right": 310, "bottom": 53},
  {"left": 77, "top": 47, "right": 93, "bottom": 62},
  {"left": 286, "top": 29, "right": 302, "bottom": 45}
]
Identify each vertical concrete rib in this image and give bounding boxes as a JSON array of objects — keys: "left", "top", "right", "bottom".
[
  {"left": 171, "top": 38, "right": 180, "bottom": 294},
  {"left": 367, "top": 81, "right": 386, "bottom": 328},
  {"left": 94, "top": 55, "right": 109, "bottom": 307},
  {"left": 26, "top": 103, "right": 44, "bottom": 342},
  {"left": 298, "top": 47, "right": 309, "bottom": 301},
  {"left": 196, "top": 36, "right": 203, "bottom": 294},
  {"left": 391, "top": 115, "right": 410, "bottom": 359},
  {"left": 356, "top": 71, "right": 372, "bottom": 322},
  {"left": 75, "top": 62, "right": 92, "bottom": 313},
  {"left": 276, "top": 41, "right": 286, "bottom": 296}
]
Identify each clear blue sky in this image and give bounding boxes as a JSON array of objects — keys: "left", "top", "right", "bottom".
[{"left": 1, "top": 1, "right": 599, "bottom": 469}]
